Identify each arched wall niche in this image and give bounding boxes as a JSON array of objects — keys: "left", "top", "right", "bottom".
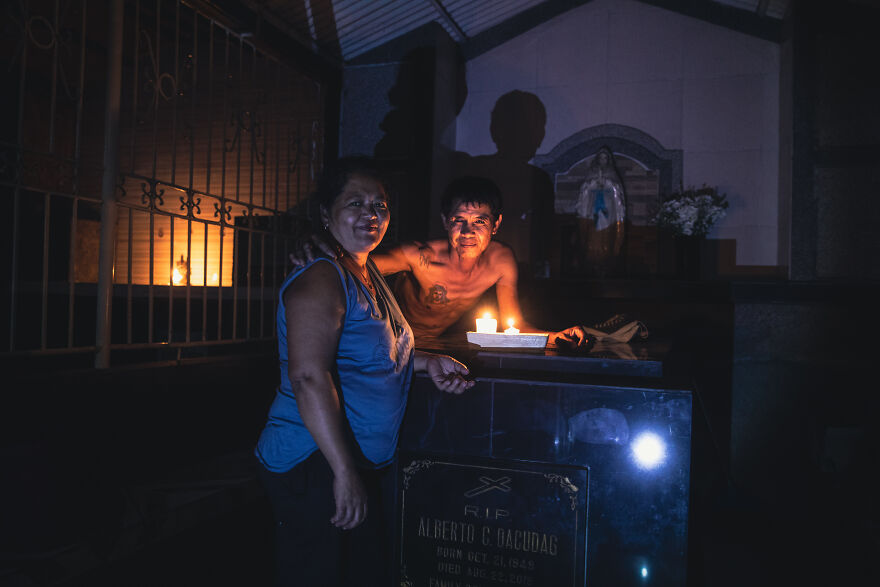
[
  {"left": 534, "top": 123, "right": 682, "bottom": 200},
  {"left": 534, "top": 124, "right": 683, "bottom": 277}
]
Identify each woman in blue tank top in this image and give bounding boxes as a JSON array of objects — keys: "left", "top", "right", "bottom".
[{"left": 255, "top": 158, "right": 474, "bottom": 586}]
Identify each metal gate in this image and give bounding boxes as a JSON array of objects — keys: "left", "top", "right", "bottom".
[{"left": 2, "top": 0, "right": 328, "bottom": 367}]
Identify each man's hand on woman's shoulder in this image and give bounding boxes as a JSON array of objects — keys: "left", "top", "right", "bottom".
[{"left": 289, "top": 231, "right": 339, "bottom": 267}]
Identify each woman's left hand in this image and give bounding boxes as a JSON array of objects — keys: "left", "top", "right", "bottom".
[{"left": 424, "top": 354, "right": 475, "bottom": 394}]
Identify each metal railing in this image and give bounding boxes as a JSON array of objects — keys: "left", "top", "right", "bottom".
[{"left": 2, "top": 0, "right": 327, "bottom": 367}]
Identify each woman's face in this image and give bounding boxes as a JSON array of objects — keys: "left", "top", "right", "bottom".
[{"left": 322, "top": 173, "right": 390, "bottom": 257}]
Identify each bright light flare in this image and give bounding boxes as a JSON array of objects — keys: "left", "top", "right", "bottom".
[{"left": 631, "top": 431, "right": 667, "bottom": 470}]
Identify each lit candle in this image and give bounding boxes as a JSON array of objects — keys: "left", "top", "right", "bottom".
[
  {"left": 475, "top": 312, "right": 497, "bottom": 333},
  {"left": 504, "top": 318, "right": 520, "bottom": 335}
]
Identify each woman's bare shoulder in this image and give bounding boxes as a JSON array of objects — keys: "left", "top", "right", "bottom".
[
  {"left": 283, "top": 260, "right": 344, "bottom": 304},
  {"left": 283, "top": 261, "right": 346, "bottom": 357}
]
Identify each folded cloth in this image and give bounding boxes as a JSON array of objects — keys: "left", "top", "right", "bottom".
[{"left": 584, "top": 314, "right": 649, "bottom": 343}]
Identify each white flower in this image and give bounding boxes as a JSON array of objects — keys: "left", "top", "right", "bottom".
[{"left": 653, "top": 186, "right": 727, "bottom": 236}]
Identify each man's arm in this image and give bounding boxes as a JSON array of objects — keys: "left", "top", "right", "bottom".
[
  {"left": 493, "top": 246, "right": 590, "bottom": 347},
  {"left": 371, "top": 241, "right": 430, "bottom": 276},
  {"left": 370, "top": 246, "right": 409, "bottom": 276}
]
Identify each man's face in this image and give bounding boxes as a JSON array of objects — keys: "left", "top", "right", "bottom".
[{"left": 442, "top": 201, "right": 501, "bottom": 259}]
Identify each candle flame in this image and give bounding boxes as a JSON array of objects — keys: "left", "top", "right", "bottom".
[
  {"left": 503, "top": 318, "right": 520, "bottom": 335},
  {"left": 483, "top": 311, "right": 492, "bottom": 319},
  {"left": 172, "top": 254, "right": 188, "bottom": 286}
]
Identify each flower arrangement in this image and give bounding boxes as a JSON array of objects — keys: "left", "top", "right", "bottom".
[{"left": 653, "top": 184, "right": 728, "bottom": 237}]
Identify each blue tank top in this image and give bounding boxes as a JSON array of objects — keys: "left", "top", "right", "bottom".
[{"left": 255, "top": 257, "right": 414, "bottom": 473}]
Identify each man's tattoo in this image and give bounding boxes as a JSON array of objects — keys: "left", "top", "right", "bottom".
[
  {"left": 425, "top": 284, "right": 448, "bottom": 305},
  {"left": 418, "top": 250, "right": 431, "bottom": 269}
]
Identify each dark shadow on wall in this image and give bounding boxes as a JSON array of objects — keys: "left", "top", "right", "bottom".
[
  {"left": 368, "top": 37, "right": 468, "bottom": 245},
  {"left": 373, "top": 48, "right": 436, "bottom": 160},
  {"left": 452, "top": 91, "right": 555, "bottom": 279},
  {"left": 370, "top": 47, "right": 438, "bottom": 245}
]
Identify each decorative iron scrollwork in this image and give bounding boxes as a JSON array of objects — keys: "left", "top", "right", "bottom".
[
  {"left": 179, "top": 190, "right": 201, "bottom": 218},
  {"left": 8, "top": 0, "right": 82, "bottom": 101},
  {"left": 141, "top": 179, "right": 165, "bottom": 210},
  {"left": 225, "top": 107, "right": 265, "bottom": 164},
  {"left": 214, "top": 200, "right": 232, "bottom": 224},
  {"left": 140, "top": 30, "right": 178, "bottom": 111},
  {"left": 401, "top": 459, "right": 434, "bottom": 490}
]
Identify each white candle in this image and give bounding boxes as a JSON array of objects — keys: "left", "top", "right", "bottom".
[
  {"left": 475, "top": 313, "right": 497, "bottom": 333},
  {"left": 504, "top": 318, "right": 520, "bottom": 335}
]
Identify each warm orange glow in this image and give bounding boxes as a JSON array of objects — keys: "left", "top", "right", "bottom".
[
  {"left": 483, "top": 311, "right": 492, "bottom": 319},
  {"left": 114, "top": 209, "right": 234, "bottom": 286},
  {"left": 172, "top": 255, "right": 187, "bottom": 285},
  {"left": 507, "top": 318, "right": 515, "bottom": 328}
]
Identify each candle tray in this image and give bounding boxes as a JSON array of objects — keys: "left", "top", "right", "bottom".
[{"left": 466, "top": 331, "right": 549, "bottom": 348}]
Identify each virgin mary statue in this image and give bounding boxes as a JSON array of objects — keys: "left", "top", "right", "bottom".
[{"left": 576, "top": 147, "right": 626, "bottom": 275}]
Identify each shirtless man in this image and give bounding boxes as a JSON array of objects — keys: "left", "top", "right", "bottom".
[{"left": 294, "top": 176, "right": 589, "bottom": 347}]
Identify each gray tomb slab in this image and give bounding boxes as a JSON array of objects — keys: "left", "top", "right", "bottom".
[
  {"left": 396, "top": 452, "right": 588, "bottom": 587},
  {"left": 399, "top": 374, "right": 692, "bottom": 586}
]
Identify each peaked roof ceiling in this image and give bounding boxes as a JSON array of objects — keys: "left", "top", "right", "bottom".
[{"left": 238, "top": 0, "right": 791, "bottom": 66}]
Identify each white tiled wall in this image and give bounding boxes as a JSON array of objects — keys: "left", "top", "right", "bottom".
[
  {"left": 456, "top": 0, "right": 782, "bottom": 267},
  {"left": 608, "top": 79, "right": 683, "bottom": 148}
]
